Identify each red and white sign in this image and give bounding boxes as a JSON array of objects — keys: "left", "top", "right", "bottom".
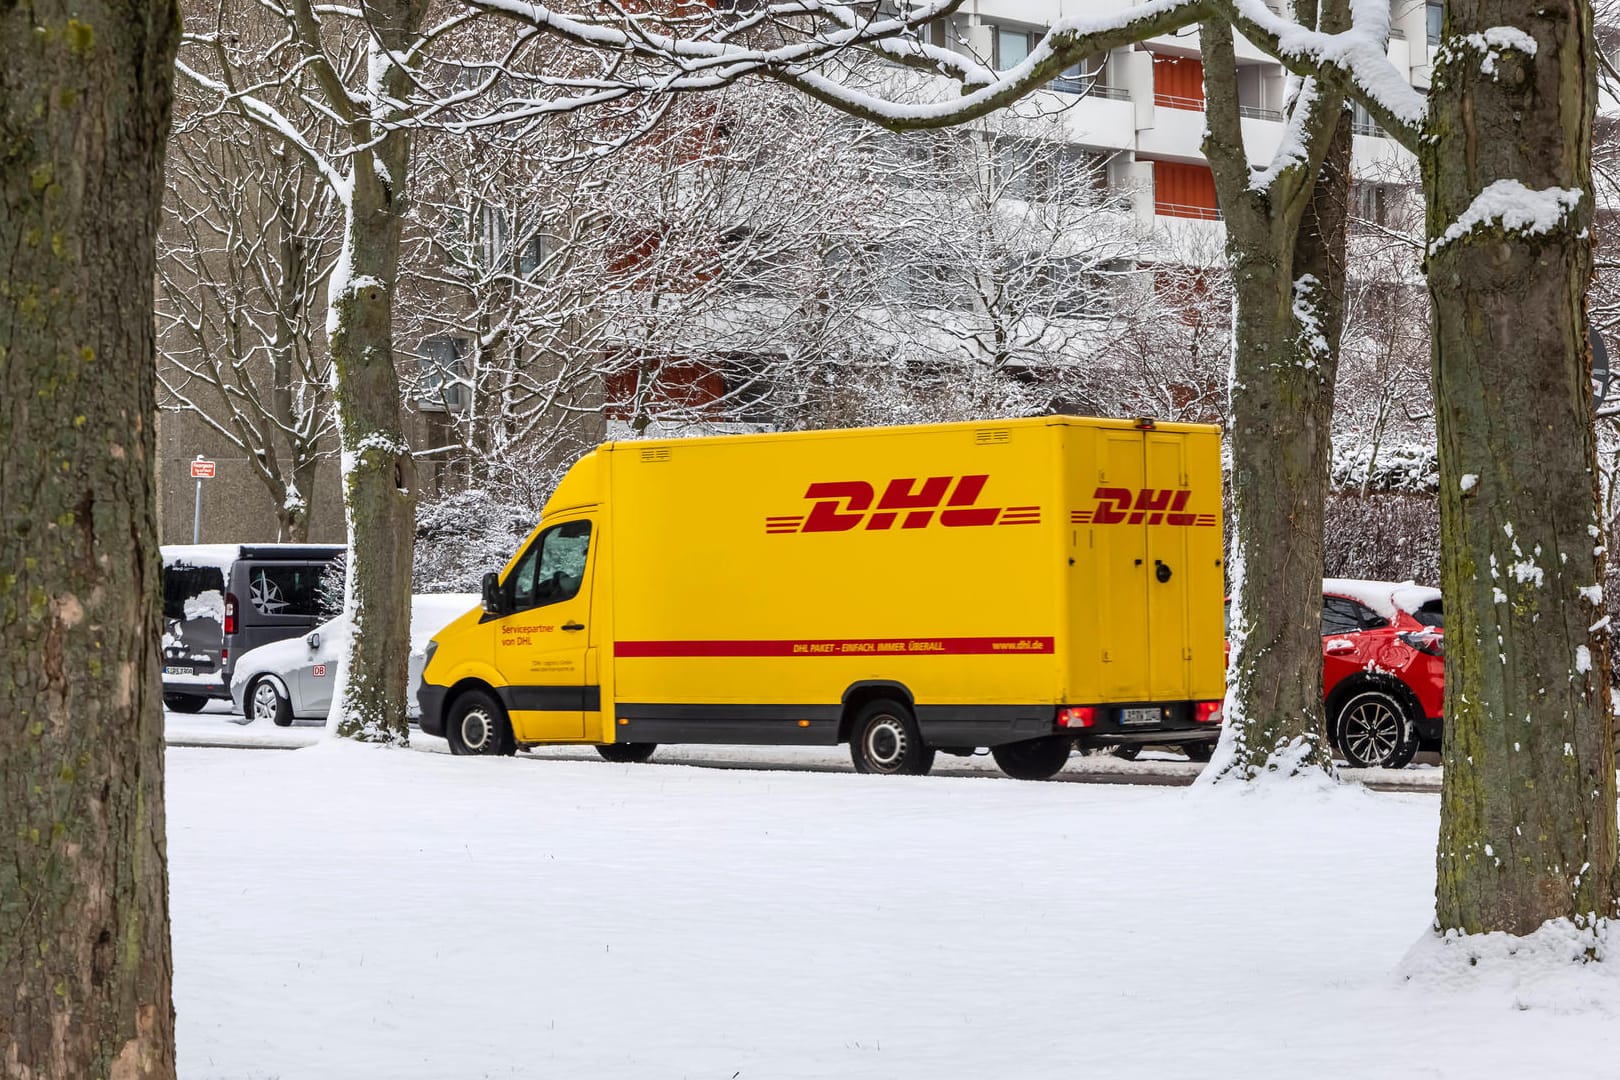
[
  {"left": 312, "top": 664, "right": 327, "bottom": 678},
  {"left": 190, "top": 459, "right": 216, "bottom": 479}
]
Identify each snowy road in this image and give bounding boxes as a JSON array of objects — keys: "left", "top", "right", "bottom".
[
  {"left": 164, "top": 741, "right": 1619, "bottom": 1080},
  {"left": 164, "top": 704, "right": 1443, "bottom": 791}
]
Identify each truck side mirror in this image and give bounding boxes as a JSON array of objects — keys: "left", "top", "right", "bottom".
[
  {"left": 481, "top": 571, "right": 506, "bottom": 617},
  {"left": 306, "top": 631, "right": 321, "bottom": 650}
]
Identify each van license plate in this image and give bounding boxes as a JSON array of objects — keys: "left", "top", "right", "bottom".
[
  {"left": 1119, "top": 707, "right": 1158, "bottom": 726},
  {"left": 164, "top": 666, "right": 193, "bottom": 676}
]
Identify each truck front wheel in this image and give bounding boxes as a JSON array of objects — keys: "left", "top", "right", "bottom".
[
  {"left": 447, "top": 690, "right": 516, "bottom": 757},
  {"left": 992, "top": 736, "right": 1072, "bottom": 780},
  {"left": 849, "top": 699, "right": 935, "bottom": 776}
]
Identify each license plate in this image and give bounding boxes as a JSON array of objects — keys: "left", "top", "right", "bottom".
[
  {"left": 1119, "top": 707, "right": 1159, "bottom": 726},
  {"left": 164, "top": 666, "right": 193, "bottom": 676}
]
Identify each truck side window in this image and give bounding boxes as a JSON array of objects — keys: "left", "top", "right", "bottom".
[{"left": 510, "top": 520, "right": 592, "bottom": 612}]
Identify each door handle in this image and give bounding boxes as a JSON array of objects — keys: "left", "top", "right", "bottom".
[
  {"left": 562, "top": 622, "right": 585, "bottom": 632},
  {"left": 1154, "top": 560, "right": 1172, "bottom": 583}
]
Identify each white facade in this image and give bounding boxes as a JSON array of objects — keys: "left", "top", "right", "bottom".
[{"left": 930, "top": 0, "right": 1432, "bottom": 244}]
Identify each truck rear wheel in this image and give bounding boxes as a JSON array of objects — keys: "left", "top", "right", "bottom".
[
  {"left": 849, "top": 699, "right": 934, "bottom": 776},
  {"left": 164, "top": 693, "right": 208, "bottom": 713},
  {"left": 447, "top": 690, "right": 515, "bottom": 757},
  {"left": 992, "top": 736, "right": 1072, "bottom": 780},
  {"left": 596, "top": 743, "right": 657, "bottom": 763}
]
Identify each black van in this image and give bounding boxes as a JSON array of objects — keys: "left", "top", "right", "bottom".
[{"left": 161, "top": 544, "right": 345, "bottom": 712}]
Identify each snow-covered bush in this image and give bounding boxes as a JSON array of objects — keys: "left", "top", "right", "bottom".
[
  {"left": 1323, "top": 492, "right": 1439, "bottom": 585},
  {"left": 414, "top": 489, "right": 538, "bottom": 593}
]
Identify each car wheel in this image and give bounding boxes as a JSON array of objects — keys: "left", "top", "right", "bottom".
[
  {"left": 991, "top": 735, "right": 1073, "bottom": 780},
  {"left": 246, "top": 678, "right": 293, "bottom": 727},
  {"left": 1183, "top": 742, "right": 1216, "bottom": 763},
  {"left": 849, "top": 699, "right": 934, "bottom": 775},
  {"left": 164, "top": 693, "right": 208, "bottom": 713},
  {"left": 1335, "top": 688, "right": 1419, "bottom": 769},
  {"left": 596, "top": 743, "right": 657, "bottom": 763},
  {"left": 446, "top": 690, "right": 515, "bottom": 757}
]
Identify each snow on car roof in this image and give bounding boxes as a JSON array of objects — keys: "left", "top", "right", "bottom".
[
  {"left": 1323, "top": 577, "right": 1442, "bottom": 622},
  {"left": 161, "top": 544, "right": 245, "bottom": 572}
]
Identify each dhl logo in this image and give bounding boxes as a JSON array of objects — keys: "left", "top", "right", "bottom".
[
  {"left": 766, "top": 475, "right": 1040, "bottom": 534},
  {"left": 1071, "top": 487, "right": 1217, "bottom": 527}
]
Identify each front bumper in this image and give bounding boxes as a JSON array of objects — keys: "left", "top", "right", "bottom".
[{"left": 417, "top": 682, "right": 448, "bottom": 737}]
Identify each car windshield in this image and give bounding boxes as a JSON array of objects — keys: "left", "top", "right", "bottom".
[{"left": 1411, "top": 599, "right": 1444, "bottom": 628}]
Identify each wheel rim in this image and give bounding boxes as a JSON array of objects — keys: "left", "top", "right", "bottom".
[
  {"left": 460, "top": 707, "right": 493, "bottom": 753},
  {"left": 1342, "top": 696, "right": 1402, "bottom": 765},
  {"left": 863, "top": 715, "right": 907, "bottom": 772},
  {"left": 251, "top": 682, "right": 280, "bottom": 721}
]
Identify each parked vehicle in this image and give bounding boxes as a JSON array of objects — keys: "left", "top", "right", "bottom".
[
  {"left": 419, "top": 415, "right": 1227, "bottom": 779},
  {"left": 230, "top": 593, "right": 478, "bottom": 725},
  {"left": 1319, "top": 578, "right": 1444, "bottom": 769},
  {"left": 161, "top": 544, "right": 344, "bottom": 712}
]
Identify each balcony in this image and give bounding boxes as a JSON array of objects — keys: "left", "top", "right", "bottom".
[
  {"left": 1155, "top": 201, "right": 1222, "bottom": 221},
  {"left": 1239, "top": 104, "right": 1284, "bottom": 121},
  {"left": 1154, "top": 91, "right": 1205, "bottom": 111}
]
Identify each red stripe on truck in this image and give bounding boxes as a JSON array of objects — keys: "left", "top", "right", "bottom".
[{"left": 615, "top": 637, "right": 1055, "bottom": 658}]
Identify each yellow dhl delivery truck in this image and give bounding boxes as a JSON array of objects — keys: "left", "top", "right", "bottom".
[{"left": 417, "top": 415, "right": 1226, "bottom": 780}]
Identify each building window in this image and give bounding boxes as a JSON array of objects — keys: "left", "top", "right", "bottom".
[
  {"left": 1426, "top": 1, "right": 1442, "bottom": 46},
  {"left": 1352, "top": 181, "right": 1390, "bottom": 226},
  {"left": 1350, "top": 101, "right": 1386, "bottom": 138},
  {"left": 994, "top": 25, "right": 1034, "bottom": 70},
  {"left": 419, "top": 336, "right": 468, "bottom": 412},
  {"left": 1152, "top": 160, "right": 1221, "bottom": 220}
]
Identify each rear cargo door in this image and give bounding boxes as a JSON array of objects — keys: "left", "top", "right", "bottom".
[
  {"left": 1096, "top": 432, "right": 1150, "bottom": 699},
  {"left": 1143, "top": 433, "right": 1193, "bottom": 699}
]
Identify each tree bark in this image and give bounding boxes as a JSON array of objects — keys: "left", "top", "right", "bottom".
[
  {"left": 1199, "top": 16, "right": 1350, "bottom": 780},
  {"left": 1426, "top": 0, "right": 1618, "bottom": 934},
  {"left": 328, "top": 3, "right": 425, "bottom": 742},
  {"left": 0, "top": 2, "right": 179, "bottom": 1077}
]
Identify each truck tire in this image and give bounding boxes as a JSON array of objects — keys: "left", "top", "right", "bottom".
[
  {"left": 849, "top": 699, "right": 935, "bottom": 776},
  {"left": 1182, "top": 742, "right": 1216, "bottom": 763},
  {"left": 992, "top": 736, "right": 1072, "bottom": 780},
  {"left": 596, "top": 743, "right": 657, "bottom": 763},
  {"left": 164, "top": 693, "right": 208, "bottom": 713},
  {"left": 1334, "top": 688, "right": 1419, "bottom": 769},
  {"left": 446, "top": 690, "right": 516, "bottom": 757}
]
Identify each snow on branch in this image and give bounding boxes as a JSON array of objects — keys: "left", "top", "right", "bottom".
[
  {"left": 1220, "top": 0, "right": 1425, "bottom": 150},
  {"left": 470, "top": 0, "right": 1208, "bottom": 131},
  {"left": 1428, "top": 180, "right": 1583, "bottom": 256}
]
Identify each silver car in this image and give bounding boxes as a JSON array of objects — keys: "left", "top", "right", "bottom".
[{"left": 230, "top": 594, "right": 477, "bottom": 725}]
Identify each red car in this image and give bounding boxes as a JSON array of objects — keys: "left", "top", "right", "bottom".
[{"left": 1319, "top": 578, "right": 1444, "bottom": 768}]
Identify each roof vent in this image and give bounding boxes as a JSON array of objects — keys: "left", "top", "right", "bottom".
[
  {"left": 640, "top": 447, "right": 672, "bottom": 463},
  {"left": 974, "top": 428, "right": 1011, "bottom": 445}
]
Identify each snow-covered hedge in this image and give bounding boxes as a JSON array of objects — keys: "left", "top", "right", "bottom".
[
  {"left": 1330, "top": 441, "right": 1439, "bottom": 494},
  {"left": 414, "top": 489, "right": 538, "bottom": 593}
]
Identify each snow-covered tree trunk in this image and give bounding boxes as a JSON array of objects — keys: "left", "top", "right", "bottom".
[
  {"left": 1201, "top": 15, "right": 1350, "bottom": 780},
  {"left": 0, "top": 1, "right": 178, "bottom": 1075},
  {"left": 328, "top": 12, "right": 423, "bottom": 743},
  {"left": 1424, "top": 0, "right": 1618, "bottom": 934}
]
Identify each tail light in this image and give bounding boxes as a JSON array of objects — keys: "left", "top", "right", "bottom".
[
  {"left": 1057, "top": 706, "right": 1096, "bottom": 728},
  {"left": 224, "top": 593, "right": 238, "bottom": 636},
  {"left": 1399, "top": 631, "right": 1444, "bottom": 657},
  {"left": 1194, "top": 700, "right": 1224, "bottom": 724}
]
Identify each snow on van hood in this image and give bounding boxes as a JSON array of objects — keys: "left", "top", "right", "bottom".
[{"left": 1322, "top": 578, "right": 1441, "bottom": 623}]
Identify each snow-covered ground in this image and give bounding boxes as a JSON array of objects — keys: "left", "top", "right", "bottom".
[{"left": 167, "top": 742, "right": 1618, "bottom": 1080}]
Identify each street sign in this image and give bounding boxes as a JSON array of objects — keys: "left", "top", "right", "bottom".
[{"left": 191, "top": 458, "right": 216, "bottom": 479}]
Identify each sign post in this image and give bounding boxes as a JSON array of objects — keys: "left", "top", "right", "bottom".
[{"left": 190, "top": 456, "right": 216, "bottom": 543}]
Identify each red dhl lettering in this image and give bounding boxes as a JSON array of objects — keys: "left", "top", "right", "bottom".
[
  {"left": 1070, "top": 487, "right": 1216, "bottom": 528},
  {"left": 766, "top": 475, "right": 1038, "bottom": 534}
]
